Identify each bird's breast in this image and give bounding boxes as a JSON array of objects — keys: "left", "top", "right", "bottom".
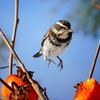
[{"left": 42, "top": 38, "right": 68, "bottom": 57}]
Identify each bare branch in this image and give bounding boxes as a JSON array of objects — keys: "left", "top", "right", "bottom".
[
  {"left": 0, "top": 64, "right": 16, "bottom": 69},
  {"left": 9, "top": 0, "right": 19, "bottom": 75},
  {"left": 92, "top": 1, "right": 100, "bottom": 9},
  {"left": 0, "top": 78, "right": 14, "bottom": 92},
  {"left": 0, "top": 29, "right": 46, "bottom": 100},
  {"left": 43, "top": 87, "right": 49, "bottom": 100},
  {"left": 88, "top": 40, "right": 100, "bottom": 78}
]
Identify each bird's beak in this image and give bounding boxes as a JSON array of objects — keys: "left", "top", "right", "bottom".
[{"left": 68, "top": 29, "right": 74, "bottom": 33}]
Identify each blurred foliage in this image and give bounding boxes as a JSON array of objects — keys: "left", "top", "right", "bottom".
[
  {"left": 49, "top": 0, "right": 100, "bottom": 38},
  {"left": 71, "top": 0, "right": 100, "bottom": 38}
]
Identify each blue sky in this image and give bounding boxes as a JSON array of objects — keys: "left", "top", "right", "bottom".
[{"left": 0, "top": 0, "right": 100, "bottom": 100}]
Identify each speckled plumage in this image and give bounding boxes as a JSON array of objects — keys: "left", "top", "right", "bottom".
[{"left": 33, "top": 20, "right": 73, "bottom": 70}]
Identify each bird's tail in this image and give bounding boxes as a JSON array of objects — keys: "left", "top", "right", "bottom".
[
  {"left": 33, "top": 51, "right": 42, "bottom": 58},
  {"left": 33, "top": 52, "right": 42, "bottom": 58}
]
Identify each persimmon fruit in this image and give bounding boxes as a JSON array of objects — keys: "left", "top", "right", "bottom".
[
  {"left": 1, "top": 74, "right": 39, "bottom": 100},
  {"left": 74, "top": 78, "right": 100, "bottom": 100}
]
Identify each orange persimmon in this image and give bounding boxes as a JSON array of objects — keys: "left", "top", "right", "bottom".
[
  {"left": 73, "top": 78, "right": 100, "bottom": 100},
  {"left": 1, "top": 74, "right": 39, "bottom": 100}
]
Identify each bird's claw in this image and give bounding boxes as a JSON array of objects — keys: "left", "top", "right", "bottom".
[
  {"left": 57, "top": 60, "right": 63, "bottom": 70},
  {"left": 47, "top": 59, "right": 56, "bottom": 66}
]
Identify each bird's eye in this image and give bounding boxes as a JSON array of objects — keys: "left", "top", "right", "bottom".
[{"left": 61, "top": 26, "right": 66, "bottom": 30}]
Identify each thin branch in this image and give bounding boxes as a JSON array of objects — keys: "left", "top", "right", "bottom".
[
  {"left": 88, "top": 40, "right": 100, "bottom": 78},
  {"left": 43, "top": 87, "right": 49, "bottom": 100},
  {"left": 92, "top": 1, "right": 100, "bottom": 9},
  {"left": 0, "top": 29, "right": 46, "bottom": 100},
  {"left": 0, "top": 64, "right": 16, "bottom": 69},
  {"left": 9, "top": 0, "right": 19, "bottom": 75},
  {"left": 0, "top": 78, "right": 14, "bottom": 92}
]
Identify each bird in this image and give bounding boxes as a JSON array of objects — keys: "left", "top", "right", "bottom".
[{"left": 33, "top": 20, "right": 73, "bottom": 70}]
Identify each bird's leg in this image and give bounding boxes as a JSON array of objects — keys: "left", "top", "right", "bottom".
[
  {"left": 57, "top": 56, "right": 63, "bottom": 70},
  {"left": 44, "top": 56, "right": 56, "bottom": 66}
]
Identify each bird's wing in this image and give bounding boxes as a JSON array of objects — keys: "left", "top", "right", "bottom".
[
  {"left": 41, "top": 28, "right": 51, "bottom": 47},
  {"left": 41, "top": 23, "right": 56, "bottom": 47}
]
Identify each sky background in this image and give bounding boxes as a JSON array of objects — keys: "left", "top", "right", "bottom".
[{"left": 0, "top": 0, "right": 100, "bottom": 100}]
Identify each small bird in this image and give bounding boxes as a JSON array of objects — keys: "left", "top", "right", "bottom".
[{"left": 33, "top": 20, "right": 73, "bottom": 70}]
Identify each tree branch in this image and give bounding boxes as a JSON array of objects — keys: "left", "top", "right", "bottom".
[
  {"left": 88, "top": 40, "right": 100, "bottom": 78},
  {"left": 9, "top": 0, "right": 19, "bottom": 75},
  {"left": 0, "top": 29, "right": 46, "bottom": 100},
  {"left": 0, "top": 78, "right": 14, "bottom": 92},
  {"left": 92, "top": 1, "right": 100, "bottom": 9},
  {"left": 0, "top": 64, "right": 16, "bottom": 69}
]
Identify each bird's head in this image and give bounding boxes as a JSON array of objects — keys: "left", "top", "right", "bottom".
[{"left": 52, "top": 20, "right": 73, "bottom": 39}]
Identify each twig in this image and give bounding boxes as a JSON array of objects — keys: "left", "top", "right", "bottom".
[
  {"left": 0, "top": 29, "right": 46, "bottom": 100},
  {"left": 43, "top": 87, "right": 49, "bottom": 100},
  {"left": 88, "top": 40, "right": 100, "bottom": 78},
  {"left": 9, "top": 0, "right": 19, "bottom": 75},
  {"left": 0, "top": 78, "right": 14, "bottom": 92},
  {"left": 92, "top": 1, "right": 100, "bottom": 9},
  {"left": 0, "top": 64, "right": 16, "bottom": 69}
]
